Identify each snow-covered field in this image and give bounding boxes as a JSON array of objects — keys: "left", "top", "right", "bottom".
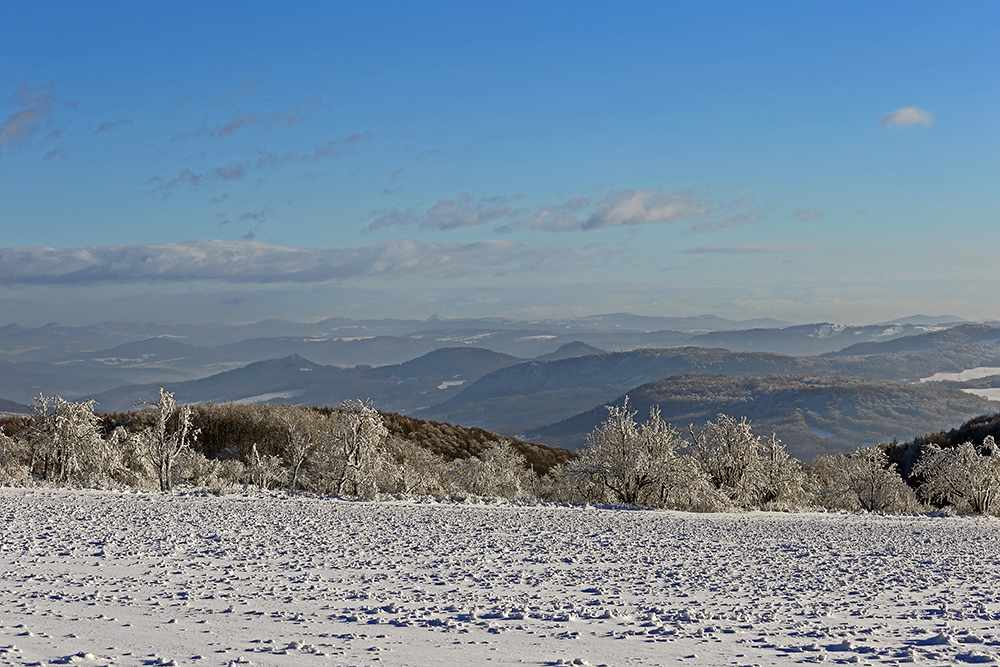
[{"left": 3, "top": 490, "right": 1000, "bottom": 666}]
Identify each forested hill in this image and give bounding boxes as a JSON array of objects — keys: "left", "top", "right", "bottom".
[
  {"left": 417, "top": 343, "right": 1000, "bottom": 437},
  {"left": 529, "top": 374, "right": 998, "bottom": 461}
]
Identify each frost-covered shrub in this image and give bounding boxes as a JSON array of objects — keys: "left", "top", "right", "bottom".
[
  {"left": 448, "top": 440, "right": 533, "bottom": 500},
  {"left": 563, "top": 399, "right": 704, "bottom": 507},
  {"left": 276, "top": 400, "right": 391, "bottom": 497},
  {"left": 103, "top": 426, "right": 158, "bottom": 489},
  {"left": 26, "top": 395, "right": 134, "bottom": 488},
  {"left": 0, "top": 431, "right": 29, "bottom": 486},
  {"left": 913, "top": 437, "right": 1000, "bottom": 514},
  {"left": 690, "top": 415, "right": 804, "bottom": 507},
  {"left": 543, "top": 460, "right": 607, "bottom": 504},
  {"left": 807, "top": 446, "right": 920, "bottom": 513},
  {"left": 173, "top": 448, "right": 245, "bottom": 494},
  {"left": 381, "top": 436, "right": 449, "bottom": 496}
]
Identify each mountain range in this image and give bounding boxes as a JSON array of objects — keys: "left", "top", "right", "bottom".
[{"left": 2, "top": 315, "right": 999, "bottom": 459}]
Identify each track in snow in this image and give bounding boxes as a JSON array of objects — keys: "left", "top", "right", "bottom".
[{"left": 3, "top": 489, "right": 1000, "bottom": 666}]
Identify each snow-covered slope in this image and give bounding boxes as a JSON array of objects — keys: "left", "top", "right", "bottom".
[{"left": 3, "top": 489, "right": 1000, "bottom": 666}]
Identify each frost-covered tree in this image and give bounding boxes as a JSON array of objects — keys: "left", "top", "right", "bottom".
[
  {"left": 332, "top": 399, "right": 389, "bottom": 496},
  {"left": 143, "top": 388, "right": 198, "bottom": 492},
  {"left": 283, "top": 417, "right": 322, "bottom": 494},
  {"left": 565, "top": 398, "right": 702, "bottom": 506},
  {"left": 758, "top": 432, "right": 807, "bottom": 506},
  {"left": 26, "top": 395, "right": 113, "bottom": 487},
  {"left": 913, "top": 437, "right": 1000, "bottom": 514},
  {"left": 246, "top": 442, "right": 286, "bottom": 490}
]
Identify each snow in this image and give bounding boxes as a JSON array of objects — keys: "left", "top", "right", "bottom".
[
  {"left": 962, "top": 388, "right": 1000, "bottom": 402},
  {"left": 806, "top": 425, "right": 835, "bottom": 440},
  {"left": 4, "top": 489, "right": 1000, "bottom": 666},
  {"left": 920, "top": 367, "right": 1000, "bottom": 383},
  {"left": 437, "top": 380, "right": 466, "bottom": 390},
  {"left": 233, "top": 390, "right": 306, "bottom": 405}
]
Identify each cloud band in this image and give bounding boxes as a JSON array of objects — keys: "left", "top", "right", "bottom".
[{"left": 0, "top": 239, "right": 605, "bottom": 286}]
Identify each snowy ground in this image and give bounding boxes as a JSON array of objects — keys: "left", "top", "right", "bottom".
[{"left": 3, "top": 490, "right": 1000, "bottom": 666}]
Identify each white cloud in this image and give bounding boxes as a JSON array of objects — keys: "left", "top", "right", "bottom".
[
  {"left": 0, "top": 239, "right": 606, "bottom": 286},
  {"left": 581, "top": 189, "right": 711, "bottom": 230},
  {"left": 879, "top": 106, "right": 934, "bottom": 127}
]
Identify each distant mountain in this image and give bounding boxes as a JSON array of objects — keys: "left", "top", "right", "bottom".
[
  {"left": 536, "top": 341, "right": 606, "bottom": 360},
  {"left": 529, "top": 374, "right": 999, "bottom": 461},
  {"left": 207, "top": 335, "right": 440, "bottom": 368},
  {"left": 686, "top": 322, "right": 960, "bottom": 357},
  {"left": 67, "top": 337, "right": 200, "bottom": 363},
  {"left": 89, "top": 347, "right": 523, "bottom": 413},
  {"left": 0, "top": 358, "right": 140, "bottom": 405},
  {"left": 531, "top": 313, "right": 793, "bottom": 333},
  {"left": 825, "top": 324, "right": 1000, "bottom": 357},
  {"left": 877, "top": 314, "right": 971, "bottom": 327},
  {"left": 0, "top": 397, "right": 32, "bottom": 415}
]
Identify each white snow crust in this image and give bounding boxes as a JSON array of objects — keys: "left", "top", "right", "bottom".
[{"left": 3, "top": 489, "right": 1000, "bottom": 666}]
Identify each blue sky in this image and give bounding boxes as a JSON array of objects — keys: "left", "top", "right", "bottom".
[{"left": 1, "top": 1, "right": 998, "bottom": 326}]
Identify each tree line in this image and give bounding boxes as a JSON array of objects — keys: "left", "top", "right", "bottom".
[{"left": 2, "top": 390, "right": 999, "bottom": 515}]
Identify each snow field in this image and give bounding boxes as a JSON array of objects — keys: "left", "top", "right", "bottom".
[{"left": 3, "top": 489, "right": 1000, "bottom": 666}]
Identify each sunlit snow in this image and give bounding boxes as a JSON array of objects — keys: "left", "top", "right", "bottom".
[{"left": 4, "top": 490, "right": 1000, "bottom": 666}]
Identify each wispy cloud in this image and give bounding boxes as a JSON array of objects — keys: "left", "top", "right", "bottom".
[
  {"left": 95, "top": 118, "right": 131, "bottom": 134},
  {"left": 879, "top": 106, "right": 933, "bottom": 128},
  {"left": 213, "top": 78, "right": 260, "bottom": 106},
  {"left": 150, "top": 134, "right": 369, "bottom": 193},
  {"left": 367, "top": 193, "right": 515, "bottom": 232},
  {"left": 367, "top": 188, "right": 719, "bottom": 234},
  {"left": 0, "top": 239, "right": 607, "bottom": 286},
  {"left": 211, "top": 163, "right": 248, "bottom": 181},
  {"left": 1, "top": 82, "right": 56, "bottom": 154},
  {"left": 173, "top": 103, "right": 316, "bottom": 142},
  {"left": 682, "top": 242, "right": 821, "bottom": 254},
  {"left": 793, "top": 207, "right": 825, "bottom": 222},
  {"left": 255, "top": 132, "right": 371, "bottom": 168},
  {"left": 239, "top": 206, "right": 273, "bottom": 224}
]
